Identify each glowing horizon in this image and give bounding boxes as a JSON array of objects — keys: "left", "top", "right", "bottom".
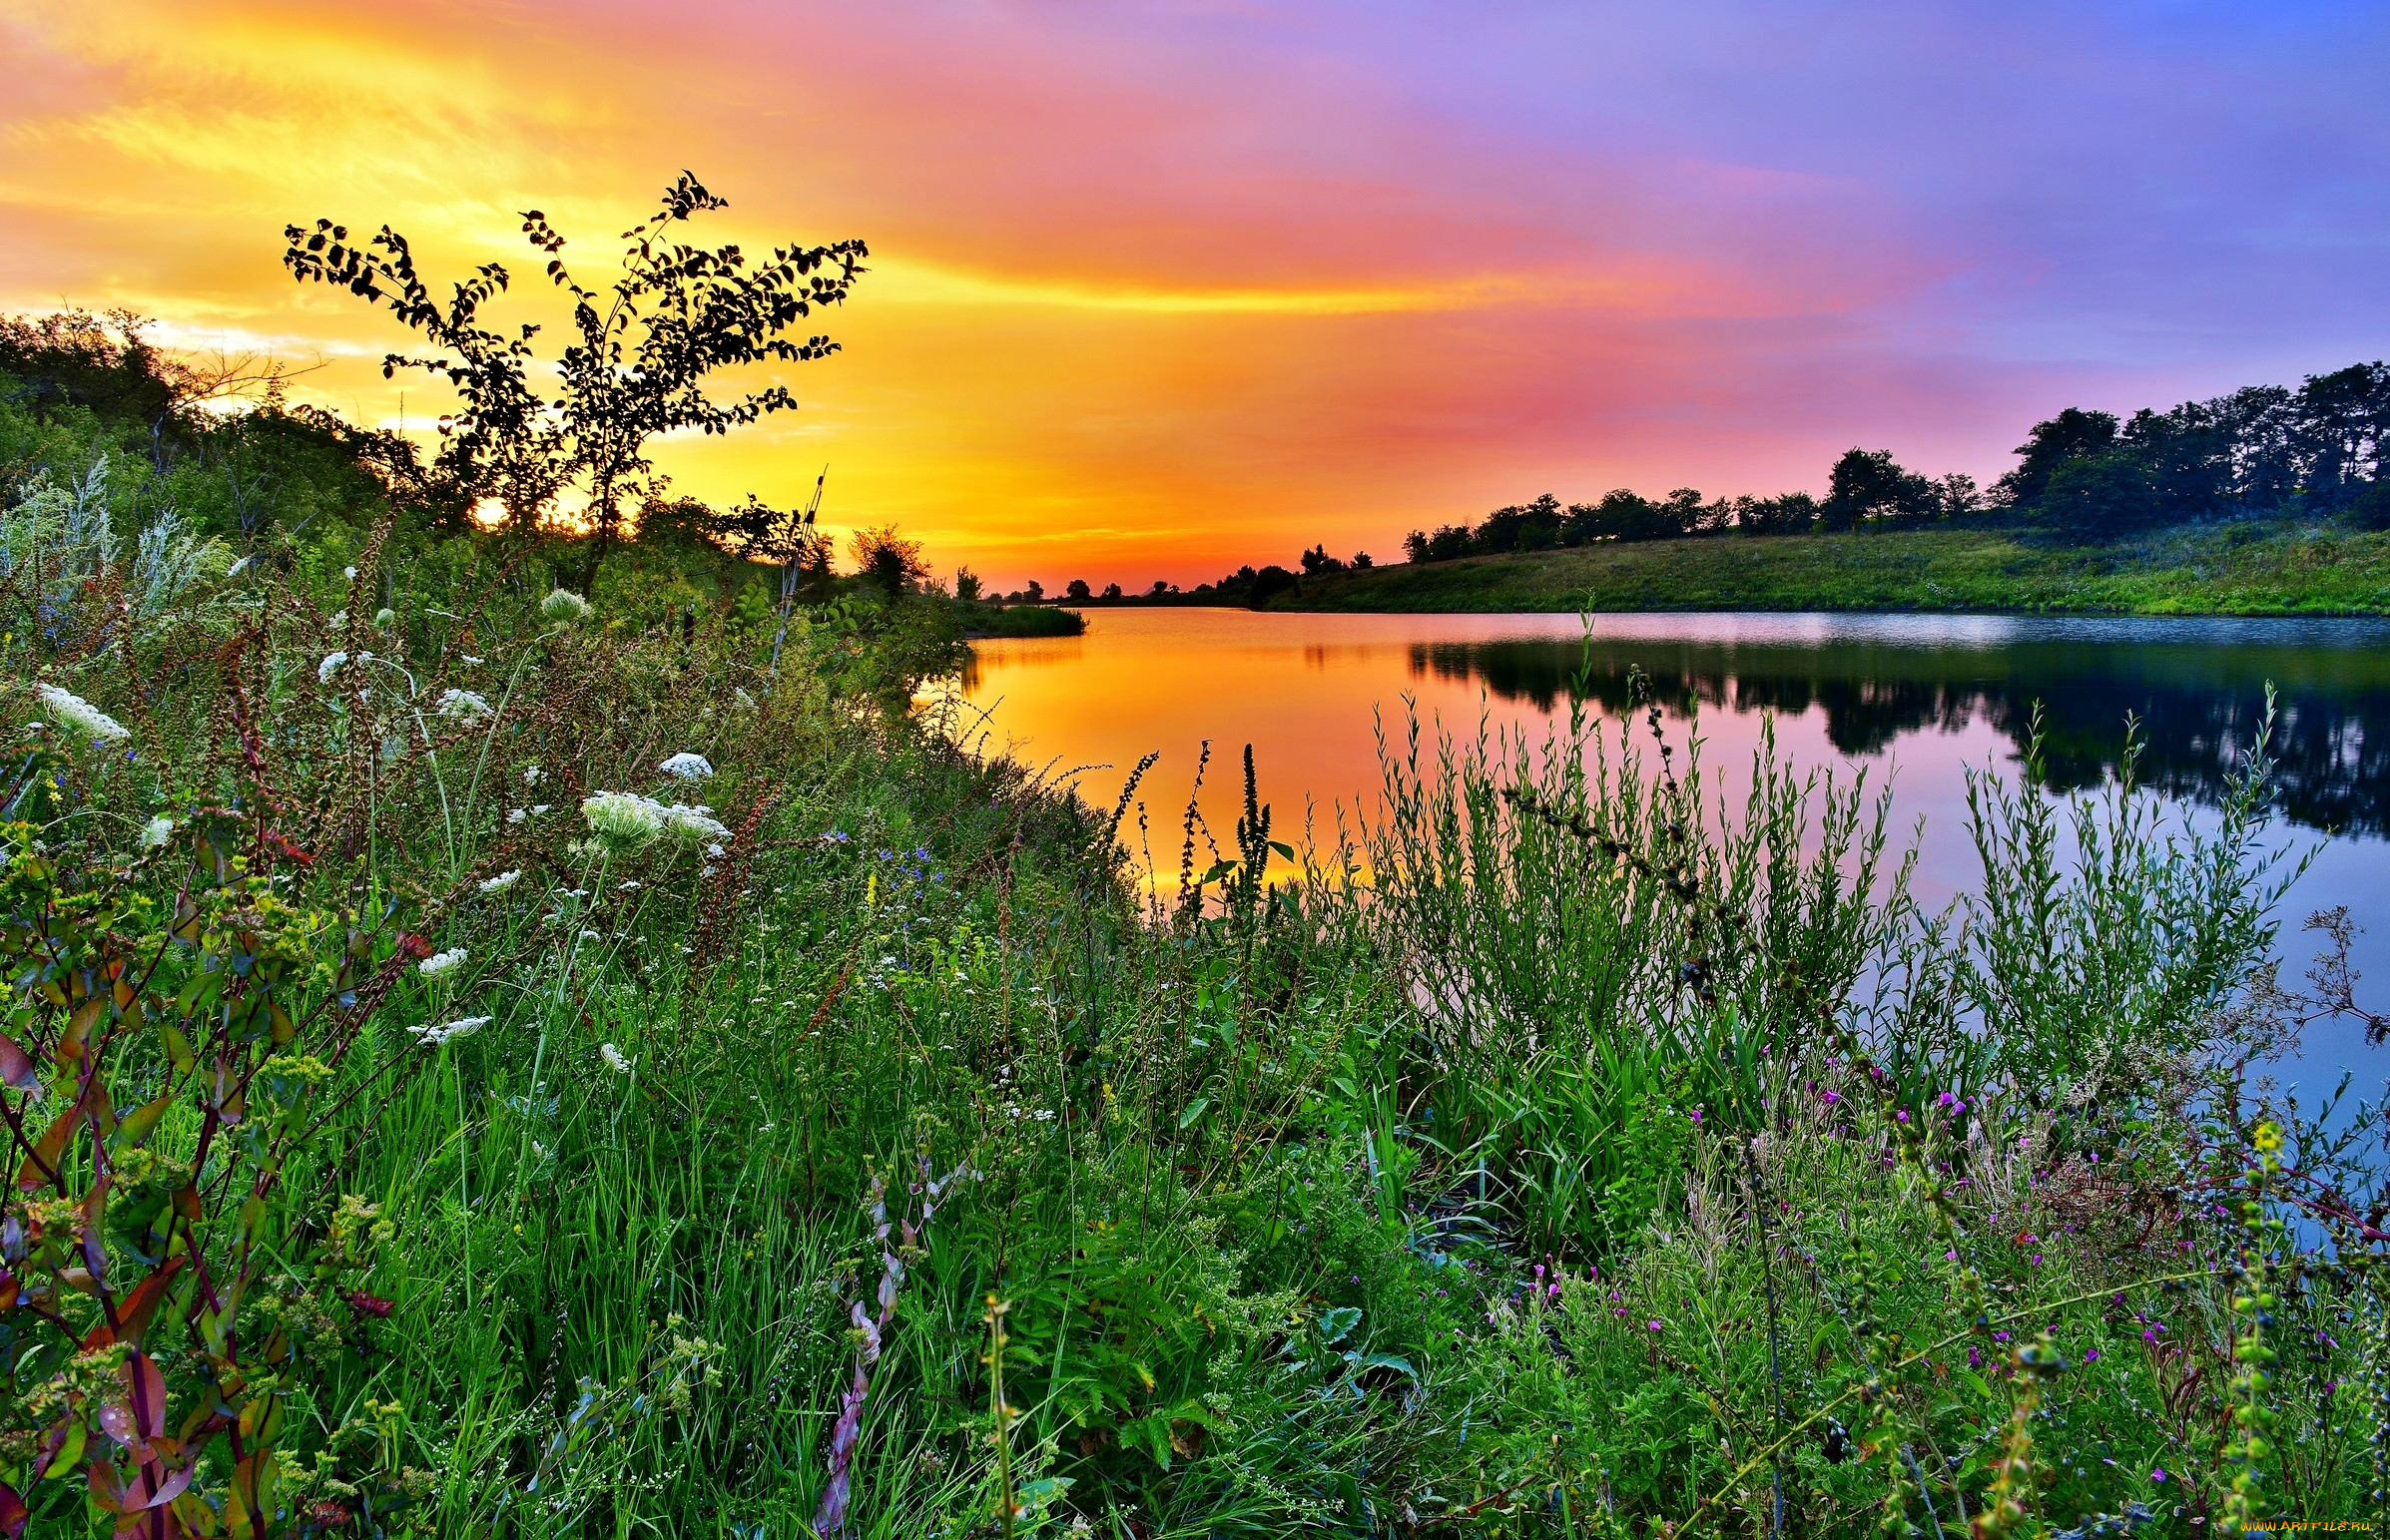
[{"left": 5, "top": 0, "right": 2387, "bottom": 590}]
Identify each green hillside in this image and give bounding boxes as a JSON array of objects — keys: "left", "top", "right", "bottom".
[{"left": 1275, "top": 520, "right": 2390, "bottom": 615}]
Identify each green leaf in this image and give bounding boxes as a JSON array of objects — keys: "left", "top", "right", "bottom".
[
  {"left": 1348, "top": 1352, "right": 1417, "bottom": 1380},
  {"left": 1267, "top": 840, "right": 1295, "bottom": 859},
  {"left": 1318, "top": 1306, "right": 1361, "bottom": 1344},
  {"left": 1197, "top": 860, "right": 1236, "bottom": 884},
  {"left": 1177, "top": 1099, "right": 1210, "bottom": 1130}
]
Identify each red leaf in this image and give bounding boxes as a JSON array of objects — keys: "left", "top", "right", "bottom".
[
  {"left": 99, "top": 1400, "right": 141, "bottom": 1451},
  {"left": 14, "top": 1099, "right": 78, "bottom": 1190},
  {"left": 126, "top": 1351, "right": 169, "bottom": 1440},
  {"left": 84, "top": 1262, "right": 186, "bottom": 1353},
  {"left": 121, "top": 1454, "right": 196, "bottom": 1512},
  {"left": 0, "top": 1480, "right": 26, "bottom": 1540},
  {"left": 0, "top": 1030, "right": 36, "bottom": 1091},
  {"left": 344, "top": 1289, "right": 393, "bottom": 1318}
]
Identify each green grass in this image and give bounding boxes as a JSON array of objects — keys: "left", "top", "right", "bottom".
[
  {"left": 951, "top": 600, "right": 1087, "bottom": 637},
  {"left": 1278, "top": 520, "right": 2390, "bottom": 615},
  {"left": 5, "top": 386, "right": 2388, "bottom": 1537}
]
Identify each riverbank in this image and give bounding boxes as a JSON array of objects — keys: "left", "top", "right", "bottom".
[{"left": 1270, "top": 518, "right": 2390, "bottom": 615}]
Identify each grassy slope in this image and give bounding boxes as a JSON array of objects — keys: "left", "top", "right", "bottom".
[{"left": 1279, "top": 520, "right": 2390, "bottom": 615}]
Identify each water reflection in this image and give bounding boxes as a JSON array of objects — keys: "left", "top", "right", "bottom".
[{"left": 1404, "top": 620, "right": 2390, "bottom": 834}]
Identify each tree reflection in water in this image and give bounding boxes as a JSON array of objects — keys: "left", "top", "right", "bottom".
[{"left": 1406, "top": 624, "right": 2390, "bottom": 835}]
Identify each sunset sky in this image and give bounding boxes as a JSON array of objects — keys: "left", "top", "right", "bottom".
[{"left": 4, "top": 1, "right": 2387, "bottom": 588}]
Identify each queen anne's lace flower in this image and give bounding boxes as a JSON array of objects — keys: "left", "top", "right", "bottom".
[
  {"left": 541, "top": 589, "right": 591, "bottom": 623},
  {"left": 436, "top": 689, "right": 492, "bottom": 720},
  {"left": 599, "top": 1043, "right": 631, "bottom": 1074},
  {"left": 34, "top": 684, "right": 130, "bottom": 745},
  {"left": 410, "top": 1014, "right": 490, "bottom": 1047},
  {"left": 658, "top": 753, "right": 714, "bottom": 780},
  {"left": 140, "top": 814, "right": 175, "bottom": 849},
  {"left": 663, "top": 803, "right": 732, "bottom": 842},
  {"left": 478, "top": 868, "right": 522, "bottom": 893},
  {"left": 317, "top": 652, "right": 348, "bottom": 684},
  {"left": 582, "top": 791, "right": 667, "bottom": 850},
  {"left": 418, "top": 947, "right": 467, "bottom": 979}
]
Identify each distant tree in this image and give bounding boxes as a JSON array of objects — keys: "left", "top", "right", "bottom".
[
  {"left": 1100, "top": 582, "right": 1123, "bottom": 600},
  {"left": 1300, "top": 543, "right": 1347, "bottom": 576},
  {"left": 2292, "top": 363, "right": 2390, "bottom": 506},
  {"left": 953, "top": 567, "right": 982, "bottom": 602},
  {"left": 1934, "top": 472, "right": 1982, "bottom": 520},
  {"left": 2040, "top": 452, "right": 2160, "bottom": 537},
  {"left": 283, "top": 173, "right": 867, "bottom": 579},
  {"left": 1995, "top": 407, "right": 2119, "bottom": 509},
  {"left": 1024, "top": 579, "right": 1044, "bottom": 603},
  {"left": 1148, "top": 579, "right": 1171, "bottom": 597},
  {"left": 1562, "top": 489, "right": 1674, "bottom": 544},
  {"left": 1248, "top": 565, "right": 1298, "bottom": 607},
  {"left": 1737, "top": 492, "right": 1817, "bottom": 536},
  {"left": 1065, "top": 578, "right": 1093, "bottom": 602},
  {"left": 0, "top": 307, "right": 302, "bottom": 433},
  {"left": 1403, "top": 529, "right": 1431, "bottom": 563},
  {"left": 1418, "top": 525, "right": 1475, "bottom": 561},
  {"left": 1352, "top": 551, "right": 1373, "bottom": 569},
  {"left": 1821, "top": 448, "right": 1937, "bottom": 530},
  {"left": 853, "top": 525, "right": 928, "bottom": 598}
]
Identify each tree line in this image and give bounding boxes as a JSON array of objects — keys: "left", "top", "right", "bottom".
[{"left": 1400, "top": 361, "right": 2390, "bottom": 564}]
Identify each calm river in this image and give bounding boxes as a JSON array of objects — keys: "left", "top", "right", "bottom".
[{"left": 956, "top": 608, "right": 2390, "bottom": 1089}]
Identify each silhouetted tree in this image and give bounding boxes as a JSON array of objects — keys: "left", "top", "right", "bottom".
[
  {"left": 1996, "top": 408, "right": 2120, "bottom": 508},
  {"left": 853, "top": 525, "right": 928, "bottom": 598},
  {"left": 284, "top": 173, "right": 866, "bottom": 579},
  {"left": 1820, "top": 448, "right": 1938, "bottom": 530}
]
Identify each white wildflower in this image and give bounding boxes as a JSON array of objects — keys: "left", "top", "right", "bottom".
[
  {"left": 705, "top": 842, "right": 726, "bottom": 858},
  {"left": 33, "top": 684, "right": 129, "bottom": 745},
  {"left": 658, "top": 753, "right": 714, "bottom": 780},
  {"left": 581, "top": 790, "right": 667, "bottom": 850},
  {"left": 227, "top": 556, "right": 251, "bottom": 577},
  {"left": 523, "top": 764, "right": 542, "bottom": 784},
  {"left": 477, "top": 868, "right": 522, "bottom": 893},
  {"left": 460, "top": 654, "right": 484, "bottom": 666},
  {"left": 733, "top": 689, "right": 757, "bottom": 711},
  {"left": 140, "top": 814, "right": 175, "bottom": 849},
  {"left": 506, "top": 807, "right": 527, "bottom": 824},
  {"left": 599, "top": 1043, "right": 630, "bottom": 1074},
  {"left": 411, "top": 1014, "right": 490, "bottom": 1047},
  {"left": 435, "top": 688, "right": 492, "bottom": 720},
  {"left": 531, "top": 802, "right": 550, "bottom": 815},
  {"left": 541, "top": 589, "right": 591, "bottom": 623},
  {"left": 662, "top": 803, "right": 731, "bottom": 842},
  {"left": 317, "top": 652, "right": 348, "bottom": 684},
  {"left": 327, "top": 610, "right": 347, "bottom": 630},
  {"left": 343, "top": 566, "right": 357, "bottom": 581},
  {"left": 418, "top": 946, "right": 467, "bottom": 979}
]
